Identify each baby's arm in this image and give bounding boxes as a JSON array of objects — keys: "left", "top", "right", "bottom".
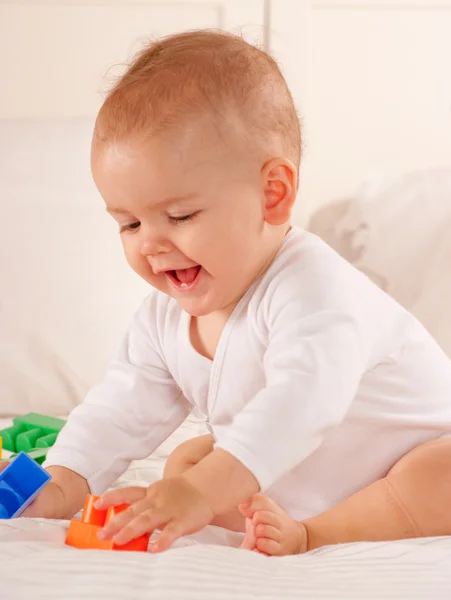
[
  {"left": 147, "top": 280, "right": 372, "bottom": 519},
  {"left": 93, "top": 268, "right": 379, "bottom": 550},
  {"left": 36, "top": 294, "right": 190, "bottom": 519},
  {"left": 215, "top": 312, "right": 366, "bottom": 493},
  {"left": 212, "top": 270, "right": 374, "bottom": 499},
  {"left": 0, "top": 461, "right": 89, "bottom": 519},
  {"left": 94, "top": 304, "right": 368, "bottom": 552},
  {"left": 22, "top": 466, "right": 89, "bottom": 519},
  {"left": 181, "top": 447, "right": 259, "bottom": 516},
  {"left": 181, "top": 309, "right": 364, "bottom": 512}
]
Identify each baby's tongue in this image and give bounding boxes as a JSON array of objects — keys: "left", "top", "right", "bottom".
[{"left": 176, "top": 266, "right": 199, "bottom": 284}]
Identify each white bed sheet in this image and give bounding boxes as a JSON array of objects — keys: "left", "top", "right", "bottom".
[{"left": 1, "top": 416, "right": 451, "bottom": 600}]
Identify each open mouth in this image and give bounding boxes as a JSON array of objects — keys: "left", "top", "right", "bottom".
[{"left": 166, "top": 265, "right": 202, "bottom": 290}]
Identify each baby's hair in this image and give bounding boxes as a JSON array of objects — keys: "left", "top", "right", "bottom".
[{"left": 94, "top": 29, "right": 301, "bottom": 169}]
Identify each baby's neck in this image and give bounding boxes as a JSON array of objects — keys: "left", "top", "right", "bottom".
[{"left": 189, "top": 311, "right": 232, "bottom": 360}]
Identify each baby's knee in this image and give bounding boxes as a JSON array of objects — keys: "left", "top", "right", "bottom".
[
  {"left": 388, "top": 437, "right": 451, "bottom": 479},
  {"left": 387, "top": 437, "right": 451, "bottom": 536}
]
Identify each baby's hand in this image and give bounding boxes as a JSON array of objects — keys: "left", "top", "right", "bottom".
[{"left": 95, "top": 477, "right": 215, "bottom": 552}]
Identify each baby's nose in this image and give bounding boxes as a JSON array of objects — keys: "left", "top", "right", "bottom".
[{"left": 140, "top": 237, "right": 171, "bottom": 256}]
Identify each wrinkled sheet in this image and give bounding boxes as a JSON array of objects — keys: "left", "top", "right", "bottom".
[{"left": 1, "top": 416, "right": 451, "bottom": 599}]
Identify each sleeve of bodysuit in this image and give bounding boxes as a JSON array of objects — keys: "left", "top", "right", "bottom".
[
  {"left": 44, "top": 293, "right": 190, "bottom": 495},
  {"left": 214, "top": 268, "right": 372, "bottom": 492}
]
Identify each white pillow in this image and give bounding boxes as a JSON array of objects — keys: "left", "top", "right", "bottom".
[
  {"left": 0, "top": 118, "right": 149, "bottom": 417},
  {"left": 308, "top": 167, "right": 451, "bottom": 357},
  {"left": 0, "top": 310, "right": 85, "bottom": 418}
]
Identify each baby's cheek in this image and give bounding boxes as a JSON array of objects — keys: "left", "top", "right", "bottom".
[
  {"left": 124, "top": 247, "right": 153, "bottom": 281},
  {"left": 123, "top": 244, "right": 140, "bottom": 271}
]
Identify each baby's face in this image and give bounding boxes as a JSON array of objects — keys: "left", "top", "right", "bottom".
[{"left": 92, "top": 127, "right": 276, "bottom": 317}]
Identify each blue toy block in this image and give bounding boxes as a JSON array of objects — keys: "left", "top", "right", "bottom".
[{"left": 0, "top": 452, "right": 51, "bottom": 518}]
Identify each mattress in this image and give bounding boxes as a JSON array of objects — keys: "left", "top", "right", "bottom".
[{"left": 1, "top": 416, "right": 451, "bottom": 600}]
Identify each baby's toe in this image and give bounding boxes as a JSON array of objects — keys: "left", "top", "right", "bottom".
[
  {"left": 253, "top": 509, "right": 282, "bottom": 529},
  {"left": 256, "top": 523, "right": 281, "bottom": 542},
  {"left": 240, "top": 517, "right": 257, "bottom": 550},
  {"left": 254, "top": 494, "right": 284, "bottom": 513},
  {"left": 254, "top": 507, "right": 306, "bottom": 556},
  {"left": 240, "top": 494, "right": 282, "bottom": 516},
  {"left": 256, "top": 537, "right": 281, "bottom": 556}
]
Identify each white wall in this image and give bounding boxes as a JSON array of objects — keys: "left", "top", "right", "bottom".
[
  {"left": 0, "top": 1, "right": 450, "bottom": 224},
  {"left": 270, "top": 1, "right": 451, "bottom": 224},
  {"left": 0, "top": 1, "right": 266, "bottom": 118}
]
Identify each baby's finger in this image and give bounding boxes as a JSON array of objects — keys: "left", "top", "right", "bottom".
[
  {"left": 151, "top": 521, "right": 184, "bottom": 553},
  {"left": 99, "top": 497, "right": 149, "bottom": 540},
  {"left": 98, "top": 506, "right": 135, "bottom": 540},
  {"left": 95, "top": 486, "right": 147, "bottom": 510},
  {"left": 100, "top": 494, "right": 164, "bottom": 542},
  {"left": 0, "top": 462, "right": 10, "bottom": 473},
  {"left": 112, "top": 508, "right": 167, "bottom": 546}
]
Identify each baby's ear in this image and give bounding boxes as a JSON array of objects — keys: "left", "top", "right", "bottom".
[{"left": 261, "top": 158, "right": 297, "bottom": 226}]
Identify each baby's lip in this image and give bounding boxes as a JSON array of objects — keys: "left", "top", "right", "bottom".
[{"left": 151, "top": 263, "right": 199, "bottom": 275}]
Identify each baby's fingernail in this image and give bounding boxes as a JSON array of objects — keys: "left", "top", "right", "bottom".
[
  {"left": 97, "top": 529, "right": 106, "bottom": 540},
  {"left": 94, "top": 499, "right": 103, "bottom": 508}
]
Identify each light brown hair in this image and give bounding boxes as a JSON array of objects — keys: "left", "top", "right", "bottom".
[{"left": 94, "top": 29, "right": 301, "bottom": 169}]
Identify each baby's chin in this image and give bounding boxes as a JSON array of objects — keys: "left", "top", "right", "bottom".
[
  {"left": 142, "top": 271, "right": 238, "bottom": 317},
  {"left": 173, "top": 289, "right": 236, "bottom": 318},
  {"left": 175, "top": 296, "right": 218, "bottom": 318}
]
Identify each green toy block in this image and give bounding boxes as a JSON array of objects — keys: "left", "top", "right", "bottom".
[
  {"left": 0, "top": 424, "right": 26, "bottom": 452},
  {"left": 35, "top": 433, "right": 58, "bottom": 448},
  {"left": 27, "top": 448, "right": 50, "bottom": 465},
  {"left": 14, "top": 413, "right": 65, "bottom": 436},
  {"left": 16, "top": 428, "right": 44, "bottom": 453},
  {"left": 10, "top": 447, "right": 49, "bottom": 465},
  {"left": 0, "top": 413, "right": 66, "bottom": 459}
]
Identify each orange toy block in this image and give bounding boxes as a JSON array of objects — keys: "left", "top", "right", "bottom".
[{"left": 65, "top": 494, "right": 150, "bottom": 552}]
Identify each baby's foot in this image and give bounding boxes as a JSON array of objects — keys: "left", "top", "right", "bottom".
[{"left": 239, "top": 494, "right": 307, "bottom": 556}]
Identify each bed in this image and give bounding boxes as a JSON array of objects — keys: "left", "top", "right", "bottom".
[
  {"left": 1, "top": 120, "right": 451, "bottom": 598},
  {"left": 3, "top": 524, "right": 451, "bottom": 599},
  {"left": 1, "top": 410, "right": 451, "bottom": 600}
]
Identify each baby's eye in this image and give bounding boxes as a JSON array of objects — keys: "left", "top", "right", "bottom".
[
  {"left": 169, "top": 213, "right": 196, "bottom": 225},
  {"left": 119, "top": 221, "right": 140, "bottom": 233}
]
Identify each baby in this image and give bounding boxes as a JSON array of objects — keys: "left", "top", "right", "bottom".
[{"left": 3, "top": 30, "right": 451, "bottom": 555}]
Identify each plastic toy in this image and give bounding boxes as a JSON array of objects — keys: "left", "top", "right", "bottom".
[
  {"left": 0, "top": 452, "right": 51, "bottom": 518},
  {"left": 65, "top": 494, "right": 150, "bottom": 552},
  {"left": 0, "top": 413, "right": 66, "bottom": 464}
]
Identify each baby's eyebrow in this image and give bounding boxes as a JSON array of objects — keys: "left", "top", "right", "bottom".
[
  {"left": 106, "top": 206, "right": 129, "bottom": 215},
  {"left": 158, "top": 194, "right": 198, "bottom": 207},
  {"left": 106, "top": 194, "right": 197, "bottom": 215}
]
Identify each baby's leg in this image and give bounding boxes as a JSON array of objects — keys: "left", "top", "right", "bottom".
[
  {"left": 240, "top": 438, "right": 451, "bottom": 555},
  {"left": 164, "top": 434, "right": 246, "bottom": 532}
]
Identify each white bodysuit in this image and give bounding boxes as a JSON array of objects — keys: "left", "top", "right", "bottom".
[{"left": 45, "top": 228, "right": 451, "bottom": 520}]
